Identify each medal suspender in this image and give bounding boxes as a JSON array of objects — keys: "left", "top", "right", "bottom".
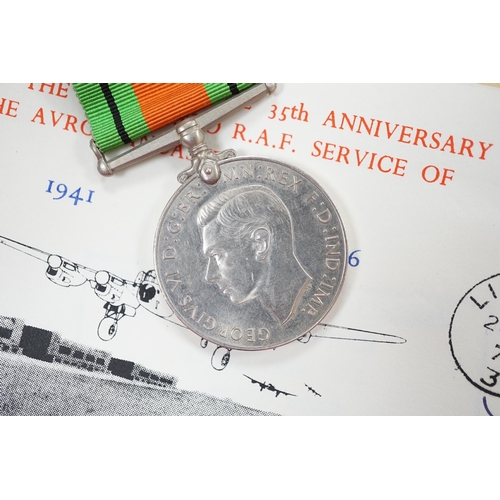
[{"left": 74, "top": 83, "right": 274, "bottom": 176}]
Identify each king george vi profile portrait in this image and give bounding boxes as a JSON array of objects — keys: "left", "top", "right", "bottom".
[{"left": 197, "top": 185, "right": 312, "bottom": 326}]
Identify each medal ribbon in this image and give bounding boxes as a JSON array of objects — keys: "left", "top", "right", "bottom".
[{"left": 73, "top": 83, "right": 254, "bottom": 152}]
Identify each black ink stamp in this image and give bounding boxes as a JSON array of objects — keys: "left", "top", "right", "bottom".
[{"left": 449, "top": 273, "right": 500, "bottom": 397}]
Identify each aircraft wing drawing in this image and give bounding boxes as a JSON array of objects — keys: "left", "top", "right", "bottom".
[
  {"left": 0, "top": 234, "right": 179, "bottom": 341},
  {"left": 305, "top": 383, "right": 322, "bottom": 397},
  {"left": 244, "top": 375, "right": 297, "bottom": 397}
]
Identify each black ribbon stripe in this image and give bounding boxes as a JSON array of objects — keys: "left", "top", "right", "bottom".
[
  {"left": 99, "top": 83, "right": 131, "bottom": 145},
  {"left": 227, "top": 83, "right": 240, "bottom": 96}
]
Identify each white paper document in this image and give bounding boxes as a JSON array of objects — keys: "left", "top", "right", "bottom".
[{"left": 1, "top": 82, "right": 499, "bottom": 415}]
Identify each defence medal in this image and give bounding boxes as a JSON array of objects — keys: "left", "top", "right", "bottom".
[{"left": 74, "top": 83, "right": 347, "bottom": 352}]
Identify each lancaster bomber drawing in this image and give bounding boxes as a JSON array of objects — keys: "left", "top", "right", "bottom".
[
  {"left": 0, "top": 234, "right": 182, "bottom": 341},
  {"left": 243, "top": 374, "right": 297, "bottom": 398}
]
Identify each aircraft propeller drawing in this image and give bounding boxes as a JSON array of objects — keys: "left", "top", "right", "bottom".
[{"left": 0, "top": 234, "right": 183, "bottom": 341}]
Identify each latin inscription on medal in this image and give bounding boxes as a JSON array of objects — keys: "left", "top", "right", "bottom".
[{"left": 154, "top": 157, "right": 347, "bottom": 351}]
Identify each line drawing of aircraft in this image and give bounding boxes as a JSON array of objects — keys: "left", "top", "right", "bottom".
[
  {"left": 305, "top": 383, "right": 322, "bottom": 397},
  {"left": 244, "top": 374, "right": 297, "bottom": 398},
  {"left": 0, "top": 234, "right": 184, "bottom": 341},
  {"left": 0, "top": 234, "right": 408, "bottom": 372}
]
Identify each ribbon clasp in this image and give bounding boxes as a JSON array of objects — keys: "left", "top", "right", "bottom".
[{"left": 91, "top": 83, "right": 277, "bottom": 177}]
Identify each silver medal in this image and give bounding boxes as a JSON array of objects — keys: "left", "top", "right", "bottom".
[{"left": 154, "top": 133, "right": 347, "bottom": 350}]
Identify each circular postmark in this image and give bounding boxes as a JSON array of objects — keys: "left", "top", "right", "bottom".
[
  {"left": 154, "top": 156, "right": 347, "bottom": 351},
  {"left": 449, "top": 273, "right": 500, "bottom": 397}
]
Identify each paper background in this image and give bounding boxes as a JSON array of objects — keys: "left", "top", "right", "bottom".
[{"left": 1, "top": 83, "right": 500, "bottom": 415}]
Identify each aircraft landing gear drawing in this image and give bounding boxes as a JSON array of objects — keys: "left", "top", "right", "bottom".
[
  {"left": 211, "top": 346, "right": 231, "bottom": 371},
  {"left": 97, "top": 303, "right": 128, "bottom": 341},
  {"left": 98, "top": 316, "right": 119, "bottom": 341}
]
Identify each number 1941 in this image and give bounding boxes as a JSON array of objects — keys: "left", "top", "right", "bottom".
[{"left": 46, "top": 180, "right": 95, "bottom": 206}]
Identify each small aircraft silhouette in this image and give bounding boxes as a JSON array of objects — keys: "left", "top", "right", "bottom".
[
  {"left": 244, "top": 375, "right": 296, "bottom": 398},
  {"left": 0, "top": 234, "right": 183, "bottom": 341},
  {"left": 305, "top": 383, "right": 322, "bottom": 397}
]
